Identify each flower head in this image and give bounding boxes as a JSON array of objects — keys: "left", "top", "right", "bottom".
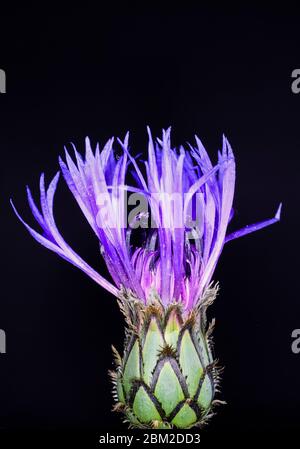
[{"left": 11, "top": 128, "right": 281, "bottom": 310}]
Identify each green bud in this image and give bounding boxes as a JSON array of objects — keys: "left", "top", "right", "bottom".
[{"left": 110, "top": 287, "right": 222, "bottom": 429}]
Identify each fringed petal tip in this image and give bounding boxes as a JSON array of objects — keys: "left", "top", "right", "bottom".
[
  {"left": 10, "top": 177, "right": 119, "bottom": 298},
  {"left": 275, "top": 202, "right": 282, "bottom": 221},
  {"left": 10, "top": 198, "right": 24, "bottom": 225}
]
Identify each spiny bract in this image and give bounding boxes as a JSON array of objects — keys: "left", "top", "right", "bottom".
[{"left": 111, "top": 286, "right": 222, "bottom": 429}]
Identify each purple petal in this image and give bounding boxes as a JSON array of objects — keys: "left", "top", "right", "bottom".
[
  {"left": 11, "top": 199, "right": 119, "bottom": 297},
  {"left": 225, "top": 203, "right": 282, "bottom": 243}
]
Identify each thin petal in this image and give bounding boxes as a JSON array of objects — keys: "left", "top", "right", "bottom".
[{"left": 225, "top": 203, "right": 282, "bottom": 243}]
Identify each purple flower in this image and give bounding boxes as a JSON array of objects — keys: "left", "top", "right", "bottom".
[{"left": 11, "top": 128, "right": 281, "bottom": 310}]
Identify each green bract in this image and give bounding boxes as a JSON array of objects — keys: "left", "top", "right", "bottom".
[{"left": 110, "top": 286, "right": 222, "bottom": 429}]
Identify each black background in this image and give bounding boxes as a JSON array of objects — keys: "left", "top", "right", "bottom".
[{"left": 0, "top": 3, "right": 299, "bottom": 446}]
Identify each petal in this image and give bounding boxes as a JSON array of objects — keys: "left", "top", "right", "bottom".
[
  {"left": 225, "top": 203, "right": 282, "bottom": 243},
  {"left": 11, "top": 198, "right": 119, "bottom": 297}
]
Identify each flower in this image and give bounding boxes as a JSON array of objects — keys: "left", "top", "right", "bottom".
[
  {"left": 11, "top": 128, "right": 282, "bottom": 429},
  {"left": 11, "top": 128, "right": 281, "bottom": 310}
]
